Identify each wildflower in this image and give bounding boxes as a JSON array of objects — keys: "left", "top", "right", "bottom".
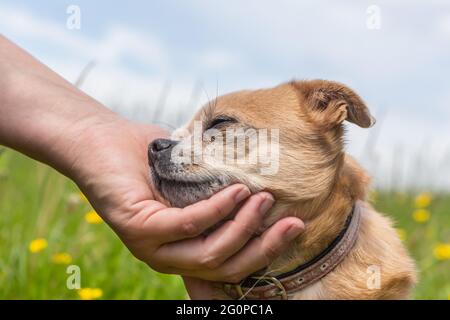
[
  {"left": 84, "top": 210, "right": 103, "bottom": 224},
  {"left": 412, "top": 209, "right": 430, "bottom": 223},
  {"left": 52, "top": 252, "right": 72, "bottom": 264},
  {"left": 414, "top": 193, "right": 432, "bottom": 208},
  {"left": 396, "top": 228, "right": 406, "bottom": 241},
  {"left": 29, "top": 238, "right": 48, "bottom": 253},
  {"left": 78, "top": 288, "right": 103, "bottom": 300},
  {"left": 433, "top": 243, "right": 450, "bottom": 261}
]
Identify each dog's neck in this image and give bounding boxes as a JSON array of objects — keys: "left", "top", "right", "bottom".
[{"left": 268, "top": 155, "right": 369, "bottom": 275}]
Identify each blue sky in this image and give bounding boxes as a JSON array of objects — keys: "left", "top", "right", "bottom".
[{"left": 1, "top": 0, "right": 449, "bottom": 189}]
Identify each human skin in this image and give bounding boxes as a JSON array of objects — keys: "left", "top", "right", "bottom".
[{"left": 0, "top": 35, "right": 304, "bottom": 299}]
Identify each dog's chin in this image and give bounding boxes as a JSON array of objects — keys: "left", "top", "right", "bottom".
[{"left": 151, "top": 170, "right": 231, "bottom": 208}]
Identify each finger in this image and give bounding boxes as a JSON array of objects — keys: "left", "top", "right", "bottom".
[
  {"left": 184, "top": 217, "right": 305, "bottom": 282},
  {"left": 182, "top": 277, "right": 219, "bottom": 300},
  {"left": 201, "top": 193, "right": 274, "bottom": 268},
  {"left": 148, "top": 184, "right": 251, "bottom": 243},
  {"left": 154, "top": 192, "right": 274, "bottom": 269}
]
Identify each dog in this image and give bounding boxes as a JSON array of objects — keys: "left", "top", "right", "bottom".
[{"left": 148, "top": 79, "right": 417, "bottom": 299}]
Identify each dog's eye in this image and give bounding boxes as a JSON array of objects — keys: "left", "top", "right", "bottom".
[{"left": 206, "top": 116, "right": 236, "bottom": 130}]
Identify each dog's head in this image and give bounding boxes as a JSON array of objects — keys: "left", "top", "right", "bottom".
[{"left": 148, "top": 80, "right": 374, "bottom": 220}]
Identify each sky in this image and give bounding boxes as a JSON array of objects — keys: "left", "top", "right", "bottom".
[{"left": 1, "top": 0, "right": 449, "bottom": 190}]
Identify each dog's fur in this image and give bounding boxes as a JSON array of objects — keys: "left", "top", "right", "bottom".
[{"left": 149, "top": 80, "right": 417, "bottom": 299}]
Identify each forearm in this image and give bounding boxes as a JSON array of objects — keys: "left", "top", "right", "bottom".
[{"left": 0, "top": 35, "right": 123, "bottom": 176}]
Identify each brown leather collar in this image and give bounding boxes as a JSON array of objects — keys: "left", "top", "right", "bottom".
[{"left": 223, "top": 201, "right": 362, "bottom": 300}]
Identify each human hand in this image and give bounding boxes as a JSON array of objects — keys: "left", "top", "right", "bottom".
[{"left": 61, "top": 115, "right": 304, "bottom": 282}]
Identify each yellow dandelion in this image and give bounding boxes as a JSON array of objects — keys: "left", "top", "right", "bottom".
[
  {"left": 52, "top": 252, "right": 73, "bottom": 265},
  {"left": 414, "top": 192, "right": 432, "bottom": 208},
  {"left": 412, "top": 209, "right": 430, "bottom": 223},
  {"left": 29, "top": 238, "right": 48, "bottom": 253},
  {"left": 396, "top": 228, "right": 406, "bottom": 241},
  {"left": 78, "top": 288, "right": 103, "bottom": 300},
  {"left": 433, "top": 243, "right": 450, "bottom": 261},
  {"left": 84, "top": 210, "right": 103, "bottom": 224}
]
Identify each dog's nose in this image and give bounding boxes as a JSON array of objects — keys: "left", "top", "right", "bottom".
[
  {"left": 152, "top": 139, "right": 174, "bottom": 152},
  {"left": 149, "top": 139, "right": 177, "bottom": 161}
]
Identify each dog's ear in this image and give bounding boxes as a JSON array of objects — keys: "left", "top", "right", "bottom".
[{"left": 292, "top": 80, "right": 376, "bottom": 129}]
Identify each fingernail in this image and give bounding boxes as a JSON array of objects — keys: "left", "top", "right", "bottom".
[
  {"left": 285, "top": 222, "right": 304, "bottom": 240},
  {"left": 235, "top": 186, "right": 251, "bottom": 203},
  {"left": 258, "top": 194, "right": 275, "bottom": 214}
]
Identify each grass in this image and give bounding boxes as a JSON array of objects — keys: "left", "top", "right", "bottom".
[
  {"left": 0, "top": 149, "right": 186, "bottom": 299},
  {"left": 0, "top": 148, "right": 449, "bottom": 299}
]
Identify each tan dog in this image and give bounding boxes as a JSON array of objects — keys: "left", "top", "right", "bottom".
[{"left": 148, "top": 80, "right": 417, "bottom": 299}]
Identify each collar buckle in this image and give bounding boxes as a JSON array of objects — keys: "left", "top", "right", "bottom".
[
  {"left": 253, "top": 276, "right": 288, "bottom": 299},
  {"left": 226, "top": 276, "right": 287, "bottom": 300}
]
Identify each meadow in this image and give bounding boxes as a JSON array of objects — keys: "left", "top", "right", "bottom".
[{"left": 0, "top": 148, "right": 449, "bottom": 299}]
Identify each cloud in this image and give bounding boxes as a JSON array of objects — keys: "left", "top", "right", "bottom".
[
  {"left": 1, "top": 1, "right": 449, "bottom": 189},
  {"left": 0, "top": 3, "right": 193, "bottom": 127},
  {"left": 92, "top": 25, "right": 168, "bottom": 70},
  {"left": 0, "top": 4, "right": 168, "bottom": 71},
  {"left": 438, "top": 13, "right": 450, "bottom": 34},
  {"left": 199, "top": 49, "right": 241, "bottom": 70}
]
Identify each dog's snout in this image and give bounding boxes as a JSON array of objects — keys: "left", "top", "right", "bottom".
[
  {"left": 152, "top": 139, "right": 174, "bottom": 152},
  {"left": 149, "top": 138, "right": 177, "bottom": 161}
]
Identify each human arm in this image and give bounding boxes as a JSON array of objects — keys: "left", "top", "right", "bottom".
[{"left": 0, "top": 35, "right": 304, "bottom": 285}]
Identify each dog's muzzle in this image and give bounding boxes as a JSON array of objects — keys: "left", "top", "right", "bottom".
[{"left": 148, "top": 138, "right": 178, "bottom": 166}]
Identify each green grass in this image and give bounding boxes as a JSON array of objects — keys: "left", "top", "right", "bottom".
[
  {"left": 0, "top": 148, "right": 449, "bottom": 299},
  {"left": 373, "top": 191, "right": 450, "bottom": 299},
  {"left": 0, "top": 149, "right": 186, "bottom": 299}
]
